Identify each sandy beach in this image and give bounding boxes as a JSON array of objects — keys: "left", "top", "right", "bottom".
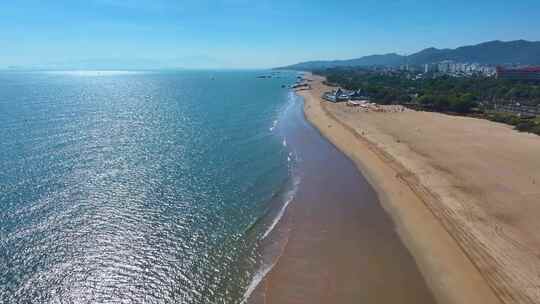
[
  {"left": 294, "top": 73, "right": 540, "bottom": 304},
  {"left": 249, "top": 86, "right": 436, "bottom": 304}
]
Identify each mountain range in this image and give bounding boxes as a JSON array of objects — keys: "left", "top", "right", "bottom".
[{"left": 279, "top": 40, "right": 540, "bottom": 70}]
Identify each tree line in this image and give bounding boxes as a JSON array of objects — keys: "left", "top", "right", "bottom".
[{"left": 316, "top": 67, "right": 540, "bottom": 113}]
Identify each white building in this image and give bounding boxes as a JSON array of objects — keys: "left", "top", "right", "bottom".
[
  {"left": 424, "top": 63, "right": 438, "bottom": 73},
  {"left": 438, "top": 60, "right": 453, "bottom": 73}
]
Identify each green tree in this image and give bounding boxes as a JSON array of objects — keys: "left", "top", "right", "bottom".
[{"left": 433, "top": 96, "right": 451, "bottom": 111}]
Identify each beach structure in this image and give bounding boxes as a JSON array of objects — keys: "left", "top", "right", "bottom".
[
  {"left": 349, "top": 89, "right": 370, "bottom": 101},
  {"left": 322, "top": 88, "right": 352, "bottom": 102}
]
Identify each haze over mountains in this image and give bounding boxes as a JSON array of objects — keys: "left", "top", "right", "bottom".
[{"left": 280, "top": 40, "right": 540, "bottom": 70}]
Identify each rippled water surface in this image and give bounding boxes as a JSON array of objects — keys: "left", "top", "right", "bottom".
[{"left": 0, "top": 70, "right": 296, "bottom": 303}]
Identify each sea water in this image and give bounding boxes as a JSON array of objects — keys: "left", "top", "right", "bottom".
[{"left": 0, "top": 70, "right": 298, "bottom": 303}]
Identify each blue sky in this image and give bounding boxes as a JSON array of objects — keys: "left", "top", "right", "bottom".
[{"left": 1, "top": 0, "right": 539, "bottom": 69}]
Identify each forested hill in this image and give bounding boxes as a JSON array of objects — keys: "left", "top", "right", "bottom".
[{"left": 279, "top": 40, "right": 540, "bottom": 70}]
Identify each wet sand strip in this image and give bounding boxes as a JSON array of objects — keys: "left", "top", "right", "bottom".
[{"left": 254, "top": 93, "right": 436, "bottom": 304}]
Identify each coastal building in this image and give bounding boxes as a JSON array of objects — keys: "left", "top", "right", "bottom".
[
  {"left": 437, "top": 60, "right": 453, "bottom": 73},
  {"left": 482, "top": 66, "right": 497, "bottom": 77},
  {"left": 350, "top": 89, "right": 370, "bottom": 100},
  {"left": 496, "top": 66, "right": 540, "bottom": 82},
  {"left": 424, "top": 63, "right": 438, "bottom": 73},
  {"left": 322, "top": 88, "right": 352, "bottom": 102}
]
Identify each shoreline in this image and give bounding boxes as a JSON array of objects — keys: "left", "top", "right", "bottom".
[
  {"left": 252, "top": 80, "right": 437, "bottom": 304},
  {"left": 297, "top": 73, "right": 503, "bottom": 304}
]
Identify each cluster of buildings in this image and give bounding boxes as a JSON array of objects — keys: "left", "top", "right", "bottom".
[
  {"left": 421, "top": 61, "right": 540, "bottom": 81},
  {"left": 423, "top": 61, "right": 497, "bottom": 77},
  {"left": 364, "top": 61, "right": 540, "bottom": 82}
]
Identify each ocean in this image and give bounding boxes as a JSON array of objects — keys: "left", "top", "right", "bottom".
[{"left": 0, "top": 70, "right": 299, "bottom": 303}]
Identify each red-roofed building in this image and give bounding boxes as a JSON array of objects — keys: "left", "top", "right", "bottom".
[{"left": 496, "top": 66, "right": 540, "bottom": 81}]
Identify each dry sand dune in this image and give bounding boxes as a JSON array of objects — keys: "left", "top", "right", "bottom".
[{"left": 299, "top": 74, "right": 540, "bottom": 304}]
